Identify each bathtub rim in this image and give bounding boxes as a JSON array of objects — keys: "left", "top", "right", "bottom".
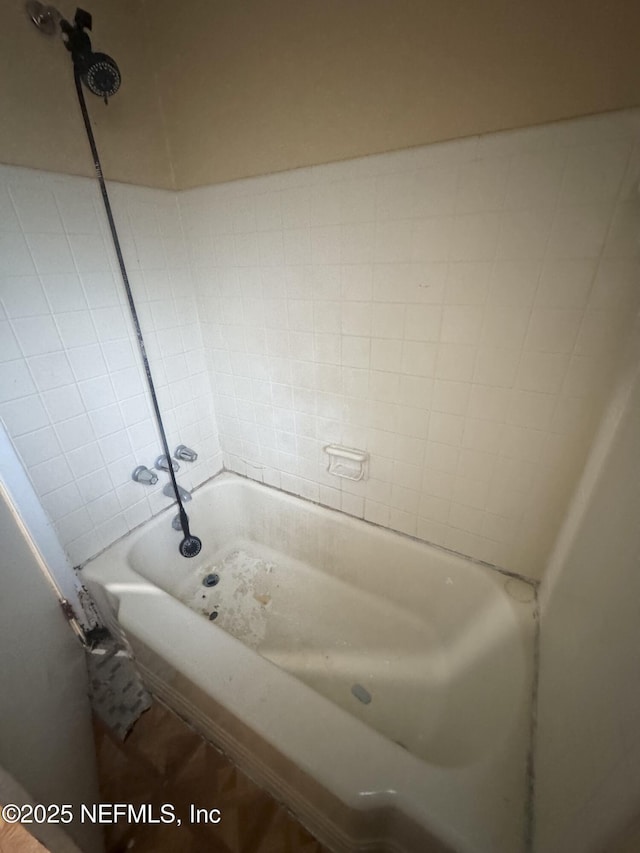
[{"left": 79, "top": 469, "right": 539, "bottom": 593}]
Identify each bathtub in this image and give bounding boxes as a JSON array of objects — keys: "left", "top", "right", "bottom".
[{"left": 82, "top": 472, "right": 536, "bottom": 853}]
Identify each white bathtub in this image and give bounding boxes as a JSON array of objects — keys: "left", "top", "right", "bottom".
[{"left": 82, "top": 472, "right": 536, "bottom": 853}]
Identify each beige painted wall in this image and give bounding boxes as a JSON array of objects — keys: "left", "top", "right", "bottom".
[
  {"left": 2, "top": 0, "right": 640, "bottom": 189},
  {"left": 0, "top": 0, "right": 173, "bottom": 187},
  {"left": 535, "top": 322, "right": 640, "bottom": 852},
  {"left": 148, "top": 0, "right": 640, "bottom": 188}
]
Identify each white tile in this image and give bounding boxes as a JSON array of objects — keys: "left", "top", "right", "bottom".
[
  {"left": 412, "top": 166, "right": 458, "bottom": 217},
  {"left": 374, "top": 220, "right": 413, "bottom": 262},
  {"left": 418, "top": 494, "right": 451, "bottom": 524},
  {"left": 428, "top": 411, "right": 465, "bottom": 446},
  {"left": 461, "top": 418, "right": 504, "bottom": 454},
  {"left": 403, "top": 341, "right": 438, "bottom": 377},
  {"left": 86, "top": 492, "right": 121, "bottom": 526},
  {"left": 340, "top": 222, "right": 374, "bottom": 263},
  {"left": 55, "top": 414, "right": 96, "bottom": 452},
  {"left": 27, "top": 352, "right": 74, "bottom": 391},
  {"left": 40, "top": 273, "right": 87, "bottom": 313},
  {"left": 67, "top": 343, "right": 107, "bottom": 380},
  {"left": 0, "top": 394, "right": 49, "bottom": 435},
  {"left": 452, "top": 476, "right": 489, "bottom": 510},
  {"left": 488, "top": 260, "right": 541, "bottom": 307},
  {"left": 481, "top": 306, "right": 530, "bottom": 349},
  {"left": 603, "top": 202, "right": 640, "bottom": 259},
  {"left": 0, "top": 359, "right": 36, "bottom": 402},
  {"left": 507, "top": 390, "right": 557, "bottom": 430},
  {"left": 458, "top": 448, "right": 496, "bottom": 483},
  {"left": 441, "top": 305, "right": 484, "bottom": 344},
  {"left": 54, "top": 185, "right": 101, "bottom": 235},
  {"left": 375, "top": 172, "right": 415, "bottom": 221},
  {"left": 14, "top": 426, "right": 61, "bottom": 467},
  {"left": 66, "top": 441, "right": 104, "bottom": 479},
  {"left": 0, "top": 188, "right": 21, "bottom": 232},
  {"left": 524, "top": 309, "right": 583, "bottom": 353},
  {"left": 547, "top": 204, "right": 612, "bottom": 259},
  {"left": 29, "top": 454, "right": 74, "bottom": 494},
  {"left": 0, "top": 321, "right": 21, "bottom": 361},
  {"left": 560, "top": 142, "right": 630, "bottom": 206},
  {"left": 432, "top": 380, "right": 470, "bottom": 415},
  {"left": 55, "top": 310, "right": 98, "bottom": 349},
  {"left": 10, "top": 187, "right": 63, "bottom": 233},
  {"left": 371, "top": 339, "right": 402, "bottom": 372},
  {"left": 412, "top": 217, "right": 453, "bottom": 262},
  {"left": 474, "top": 346, "right": 520, "bottom": 388},
  {"left": 446, "top": 262, "right": 491, "bottom": 305},
  {"left": 588, "top": 259, "right": 640, "bottom": 311},
  {"left": 468, "top": 385, "right": 510, "bottom": 422},
  {"left": 496, "top": 208, "right": 553, "bottom": 260},
  {"left": 0, "top": 233, "right": 36, "bottom": 275},
  {"left": 536, "top": 259, "right": 596, "bottom": 308},
  {"left": 0, "top": 276, "right": 48, "bottom": 317},
  {"left": 403, "top": 305, "right": 441, "bottom": 342},
  {"left": 80, "top": 271, "right": 120, "bottom": 308},
  {"left": 78, "top": 376, "right": 116, "bottom": 411},
  {"left": 12, "top": 315, "right": 62, "bottom": 356},
  {"left": 516, "top": 352, "right": 570, "bottom": 394},
  {"left": 341, "top": 302, "right": 372, "bottom": 336},
  {"left": 55, "top": 507, "right": 93, "bottom": 543},
  {"left": 455, "top": 158, "right": 509, "bottom": 214},
  {"left": 450, "top": 212, "right": 501, "bottom": 262},
  {"left": 93, "top": 306, "right": 130, "bottom": 342},
  {"left": 425, "top": 440, "right": 460, "bottom": 473},
  {"left": 111, "top": 367, "right": 144, "bottom": 400},
  {"left": 25, "top": 233, "right": 75, "bottom": 274},
  {"left": 435, "top": 343, "right": 476, "bottom": 381},
  {"left": 372, "top": 303, "right": 405, "bottom": 338},
  {"left": 76, "top": 466, "right": 112, "bottom": 502},
  {"left": 448, "top": 502, "right": 485, "bottom": 535},
  {"left": 40, "top": 482, "right": 85, "bottom": 521},
  {"left": 42, "top": 384, "right": 84, "bottom": 422},
  {"left": 504, "top": 150, "right": 566, "bottom": 211},
  {"left": 574, "top": 310, "right": 628, "bottom": 356}
]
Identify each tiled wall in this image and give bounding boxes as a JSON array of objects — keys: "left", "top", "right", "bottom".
[
  {"left": 0, "top": 165, "right": 222, "bottom": 565},
  {"left": 182, "top": 109, "right": 640, "bottom": 581},
  {"left": 1, "top": 110, "right": 639, "bottom": 579}
]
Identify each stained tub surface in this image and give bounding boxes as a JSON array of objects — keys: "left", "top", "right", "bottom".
[{"left": 83, "top": 472, "right": 536, "bottom": 853}]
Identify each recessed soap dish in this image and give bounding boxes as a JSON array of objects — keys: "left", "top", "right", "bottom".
[{"left": 324, "top": 444, "right": 369, "bottom": 481}]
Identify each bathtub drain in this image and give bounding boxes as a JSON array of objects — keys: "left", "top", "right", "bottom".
[
  {"left": 351, "top": 683, "right": 372, "bottom": 704},
  {"left": 209, "top": 611, "right": 218, "bottom": 621},
  {"left": 203, "top": 573, "right": 220, "bottom": 587}
]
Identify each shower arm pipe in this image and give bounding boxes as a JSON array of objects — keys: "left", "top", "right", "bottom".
[{"left": 72, "top": 67, "right": 194, "bottom": 549}]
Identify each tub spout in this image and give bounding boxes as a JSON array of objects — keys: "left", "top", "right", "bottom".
[{"left": 163, "top": 482, "right": 191, "bottom": 502}]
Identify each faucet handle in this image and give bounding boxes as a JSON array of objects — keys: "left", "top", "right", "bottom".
[
  {"left": 156, "top": 454, "right": 179, "bottom": 472},
  {"left": 175, "top": 444, "right": 198, "bottom": 462},
  {"left": 132, "top": 465, "right": 158, "bottom": 485}
]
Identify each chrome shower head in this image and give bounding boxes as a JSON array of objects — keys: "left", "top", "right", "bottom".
[{"left": 26, "top": 4, "right": 122, "bottom": 102}]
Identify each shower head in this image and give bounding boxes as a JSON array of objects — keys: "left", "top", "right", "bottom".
[
  {"left": 61, "top": 9, "right": 121, "bottom": 101},
  {"left": 26, "top": 4, "right": 122, "bottom": 101},
  {"left": 79, "top": 51, "right": 121, "bottom": 99}
]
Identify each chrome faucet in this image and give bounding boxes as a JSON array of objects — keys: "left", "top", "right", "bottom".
[
  {"left": 156, "top": 454, "right": 179, "bottom": 472},
  {"left": 175, "top": 444, "right": 198, "bottom": 462},
  {"left": 132, "top": 465, "right": 158, "bottom": 485},
  {"left": 163, "top": 482, "right": 191, "bottom": 502}
]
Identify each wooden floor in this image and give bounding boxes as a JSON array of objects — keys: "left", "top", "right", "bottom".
[{"left": 94, "top": 700, "right": 331, "bottom": 853}]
